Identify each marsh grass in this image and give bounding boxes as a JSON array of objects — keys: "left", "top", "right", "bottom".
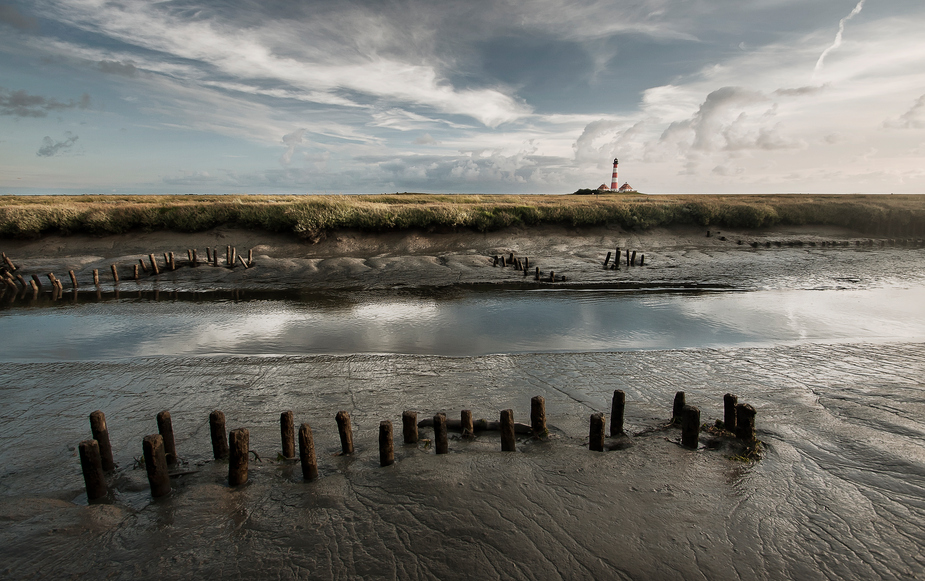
[{"left": 1, "top": 193, "right": 923, "bottom": 239}]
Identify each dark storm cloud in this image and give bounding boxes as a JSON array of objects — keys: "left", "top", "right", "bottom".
[
  {"left": 36, "top": 132, "right": 79, "bottom": 157},
  {"left": 0, "top": 3, "right": 37, "bottom": 30},
  {"left": 0, "top": 87, "right": 90, "bottom": 117}
]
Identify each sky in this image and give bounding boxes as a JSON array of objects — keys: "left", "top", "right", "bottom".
[{"left": 1, "top": 0, "right": 925, "bottom": 195}]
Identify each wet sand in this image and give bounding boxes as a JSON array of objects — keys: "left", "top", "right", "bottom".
[{"left": 1, "top": 225, "right": 924, "bottom": 580}]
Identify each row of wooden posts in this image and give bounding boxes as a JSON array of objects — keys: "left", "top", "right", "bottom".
[
  {"left": 738, "top": 238, "right": 924, "bottom": 249},
  {"left": 603, "top": 246, "right": 644, "bottom": 269},
  {"left": 492, "top": 253, "right": 568, "bottom": 282},
  {"left": 0, "top": 248, "right": 254, "bottom": 299},
  {"left": 77, "top": 391, "right": 757, "bottom": 501}
]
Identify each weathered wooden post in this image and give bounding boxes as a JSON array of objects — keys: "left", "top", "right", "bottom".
[
  {"left": 192, "top": 249, "right": 199, "bottom": 266},
  {"left": 138, "top": 258, "right": 147, "bottom": 273},
  {"left": 89, "top": 410, "right": 115, "bottom": 472},
  {"left": 230, "top": 247, "right": 237, "bottom": 268},
  {"left": 625, "top": 249, "right": 630, "bottom": 266},
  {"left": 31, "top": 274, "right": 42, "bottom": 290},
  {"left": 530, "top": 396, "right": 546, "bottom": 437},
  {"left": 47, "top": 272, "right": 59, "bottom": 287},
  {"left": 206, "top": 247, "right": 212, "bottom": 262},
  {"left": 461, "top": 410, "right": 474, "bottom": 439},
  {"left": 672, "top": 391, "right": 686, "bottom": 423},
  {"left": 610, "top": 390, "right": 625, "bottom": 436},
  {"left": 433, "top": 413, "right": 448, "bottom": 454},
  {"left": 379, "top": 421, "right": 395, "bottom": 466},
  {"left": 335, "top": 411, "right": 354, "bottom": 454},
  {"left": 589, "top": 413, "right": 605, "bottom": 451},
  {"left": 604, "top": 251, "right": 611, "bottom": 268},
  {"left": 169, "top": 252, "right": 176, "bottom": 271},
  {"left": 69, "top": 270, "right": 78, "bottom": 289},
  {"left": 723, "top": 393, "right": 738, "bottom": 432},
  {"left": 148, "top": 254, "right": 159, "bottom": 275},
  {"left": 735, "top": 404, "right": 756, "bottom": 441},
  {"left": 280, "top": 410, "right": 295, "bottom": 459},
  {"left": 78, "top": 439, "right": 108, "bottom": 501},
  {"left": 133, "top": 264, "right": 139, "bottom": 280},
  {"left": 238, "top": 255, "right": 249, "bottom": 269},
  {"left": 209, "top": 410, "right": 229, "bottom": 459},
  {"left": 299, "top": 423, "right": 318, "bottom": 480},
  {"left": 1, "top": 252, "right": 16, "bottom": 271},
  {"left": 213, "top": 248, "right": 218, "bottom": 267},
  {"left": 681, "top": 405, "right": 700, "bottom": 449},
  {"left": 248, "top": 249, "right": 253, "bottom": 265},
  {"left": 630, "top": 250, "right": 637, "bottom": 266},
  {"left": 228, "top": 428, "right": 249, "bottom": 486},
  {"left": 226, "top": 246, "right": 231, "bottom": 266},
  {"left": 549, "top": 270, "right": 555, "bottom": 282},
  {"left": 500, "top": 409, "right": 515, "bottom": 452},
  {"left": 523, "top": 257, "right": 529, "bottom": 271},
  {"left": 92, "top": 270, "right": 100, "bottom": 286},
  {"left": 535, "top": 267, "right": 540, "bottom": 280},
  {"left": 142, "top": 434, "right": 171, "bottom": 497},
  {"left": 402, "top": 411, "right": 418, "bottom": 444},
  {"left": 156, "top": 411, "right": 178, "bottom": 465},
  {"left": 110, "top": 264, "right": 119, "bottom": 283},
  {"left": 639, "top": 254, "right": 645, "bottom": 266}
]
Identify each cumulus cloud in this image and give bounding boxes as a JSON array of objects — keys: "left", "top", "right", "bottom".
[
  {"left": 0, "top": 87, "right": 90, "bottom": 117},
  {"left": 280, "top": 129, "right": 306, "bottom": 165},
  {"left": 884, "top": 94, "right": 925, "bottom": 130},
  {"left": 36, "top": 132, "right": 79, "bottom": 157}
]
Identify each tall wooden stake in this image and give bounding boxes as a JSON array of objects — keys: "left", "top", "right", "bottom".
[
  {"left": 228, "top": 428, "right": 249, "bottom": 486},
  {"left": 79, "top": 439, "right": 108, "bottom": 501},
  {"left": 500, "top": 409, "right": 515, "bottom": 451},
  {"left": 142, "top": 434, "right": 171, "bottom": 497},
  {"left": 379, "top": 421, "right": 395, "bottom": 466},
  {"left": 156, "top": 410, "right": 177, "bottom": 465},
  {"left": 531, "top": 396, "right": 546, "bottom": 437},
  {"left": 433, "top": 413, "right": 448, "bottom": 454},
  {"left": 209, "top": 410, "right": 229, "bottom": 460},
  {"left": 402, "top": 410, "right": 418, "bottom": 444},
  {"left": 280, "top": 410, "right": 295, "bottom": 459},
  {"left": 89, "top": 410, "right": 115, "bottom": 471},
  {"left": 610, "top": 390, "right": 625, "bottom": 437},
  {"left": 335, "top": 411, "right": 354, "bottom": 454},
  {"left": 299, "top": 423, "right": 318, "bottom": 480}
]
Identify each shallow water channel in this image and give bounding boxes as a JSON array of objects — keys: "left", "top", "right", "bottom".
[
  {"left": 1, "top": 284, "right": 924, "bottom": 580},
  {"left": 1, "top": 286, "right": 924, "bottom": 361}
]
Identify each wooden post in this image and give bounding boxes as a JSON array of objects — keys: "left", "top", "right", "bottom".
[
  {"left": 610, "top": 390, "right": 625, "bottom": 436},
  {"left": 735, "top": 404, "right": 756, "bottom": 441},
  {"left": 681, "top": 405, "right": 700, "bottom": 449},
  {"left": 78, "top": 439, "right": 108, "bottom": 501},
  {"left": 523, "top": 257, "right": 529, "bottom": 271},
  {"left": 335, "top": 411, "right": 354, "bottom": 454},
  {"left": 508, "top": 252, "right": 514, "bottom": 265},
  {"left": 110, "top": 264, "right": 119, "bottom": 283},
  {"left": 15, "top": 274, "right": 26, "bottom": 289},
  {"left": 238, "top": 255, "right": 249, "bottom": 269},
  {"left": 148, "top": 254, "right": 159, "bottom": 275},
  {"left": 248, "top": 249, "right": 253, "bottom": 265},
  {"left": 31, "top": 274, "right": 42, "bottom": 289},
  {"left": 625, "top": 249, "right": 630, "bottom": 266},
  {"left": 192, "top": 249, "right": 199, "bottom": 266},
  {"left": 89, "top": 410, "right": 115, "bottom": 472},
  {"left": 672, "top": 391, "right": 686, "bottom": 423},
  {"left": 92, "top": 270, "right": 99, "bottom": 286},
  {"left": 206, "top": 247, "right": 212, "bottom": 262},
  {"left": 163, "top": 253, "right": 170, "bottom": 269},
  {"left": 379, "top": 421, "right": 395, "bottom": 466},
  {"left": 639, "top": 254, "right": 645, "bottom": 266},
  {"left": 169, "top": 252, "right": 176, "bottom": 271},
  {"left": 47, "top": 272, "right": 59, "bottom": 287},
  {"left": 299, "top": 423, "right": 319, "bottom": 480},
  {"left": 402, "top": 411, "right": 418, "bottom": 444},
  {"left": 500, "top": 409, "right": 515, "bottom": 451},
  {"left": 549, "top": 270, "right": 555, "bottom": 282},
  {"left": 213, "top": 248, "right": 218, "bottom": 267},
  {"left": 228, "top": 428, "right": 249, "bottom": 486},
  {"left": 589, "top": 413, "right": 605, "bottom": 452},
  {"left": 630, "top": 251, "right": 637, "bottom": 266},
  {"left": 156, "top": 410, "right": 178, "bottom": 465},
  {"left": 604, "top": 251, "right": 611, "bottom": 267},
  {"left": 530, "top": 396, "right": 546, "bottom": 437},
  {"left": 226, "top": 246, "right": 231, "bottom": 266},
  {"left": 69, "top": 270, "right": 78, "bottom": 289},
  {"left": 29, "top": 278, "right": 39, "bottom": 291},
  {"left": 535, "top": 267, "right": 540, "bottom": 280},
  {"left": 142, "top": 434, "right": 171, "bottom": 497},
  {"left": 1, "top": 252, "right": 15, "bottom": 271},
  {"left": 133, "top": 264, "right": 139, "bottom": 280},
  {"left": 280, "top": 411, "right": 295, "bottom": 459},
  {"left": 231, "top": 247, "right": 237, "bottom": 268},
  {"left": 138, "top": 258, "right": 148, "bottom": 273},
  {"left": 461, "top": 410, "right": 474, "bottom": 439},
  {"left": 209, "top": 410, "right": 229, "bottom": 459},
  {"left": 723, "top": 393, "right": 738, "bottom": 432},
  {"left": 433, "top": 413, "right": 448, "bottom": 454}
]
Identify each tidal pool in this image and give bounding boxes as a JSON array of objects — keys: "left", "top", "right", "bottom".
[{"left": 1, "top": 286, "right": 924, "bottom": 361}]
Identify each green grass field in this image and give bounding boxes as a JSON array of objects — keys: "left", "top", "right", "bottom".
[{"left": 1, "top": 193, "right": 923, "bottom": 239}]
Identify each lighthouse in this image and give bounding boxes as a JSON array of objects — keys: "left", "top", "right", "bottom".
[{"left": 610, "top": 158, "right": 618, "bottom": 191}]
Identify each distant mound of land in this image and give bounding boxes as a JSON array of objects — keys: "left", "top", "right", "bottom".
[{"left": 0, "top": 193, "right": 922, "bottom": 240}]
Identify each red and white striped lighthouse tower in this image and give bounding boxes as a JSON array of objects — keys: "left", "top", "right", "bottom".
[{"left": 610, "top": 158, "right": 619, "bottom": 191}]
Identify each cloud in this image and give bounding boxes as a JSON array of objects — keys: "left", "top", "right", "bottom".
[
  {"left": 413, "top": 133, "right": 438, "bottom": 145},
  {"left": 0, "top": 86, "right": 90, "bottom": 117},
  {"left": 280, "top": 128, "right": 306, "bottom": 165},
  {"left": 814, "top": 0, "right": 866, "bottom": 77},
  {"left": 773, "top": 86, "right": 827, "bottom": 97},
  {"left": 98, "top": 60, "right": 137, "bottom": 77},
  {"left": 0, "top": 3, "right": 37, "bottom": 30},
  {"left": 884, "top": 94, "right": 925, "bottom": 130},
  {"left": 36, "top": 132, "right": 79, "bottom": 157}
]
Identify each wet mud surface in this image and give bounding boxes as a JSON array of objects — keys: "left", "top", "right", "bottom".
[{"left": 1, "top": 344, "right": 924, "bottom": 580}]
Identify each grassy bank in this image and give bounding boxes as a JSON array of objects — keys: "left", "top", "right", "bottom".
[{"left": 1, "top": 193, "right": 923, "bottom": 240}]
